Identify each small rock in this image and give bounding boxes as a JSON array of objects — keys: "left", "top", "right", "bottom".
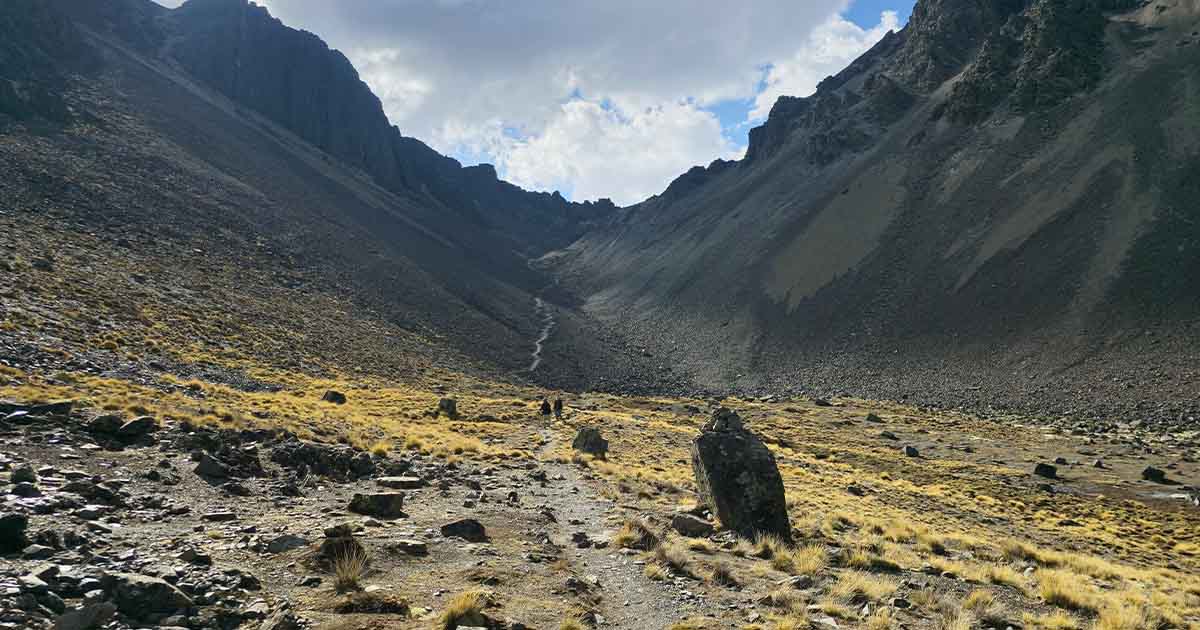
[
  {"left": 388, "top": 539, "right": 429, "bottom": 556},
  {"left": 902, "top": 445, "right": 920, "bottom": 458},
  {"left": 1034, "top": 463, "right": 1058, "bottom": 479},
  {"left": 11, "top": 465, "right": 37, "bottom": 484},
  {"left": 321, "top": 390, "right": 347, "bottom": 405},
  {"left": 194, "top": 452, "right": 231, "bottom": 479},
  {"left": 670, "top": 513, "right": 714, "bottom": 538}
]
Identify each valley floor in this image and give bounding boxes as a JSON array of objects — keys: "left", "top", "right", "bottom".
[{"left": 2, "top": 359, "right": 1199, "bottom": 629}]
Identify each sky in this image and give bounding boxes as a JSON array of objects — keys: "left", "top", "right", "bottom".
[{"left": 158, "top": 0, "right": 915, "bottom": 205}]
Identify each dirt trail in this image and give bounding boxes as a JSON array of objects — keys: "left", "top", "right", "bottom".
[
  {"left": 532, "top": 425, "right": 705, "bottom": 628},
  {"left": 526, "top": 297, "right": 555, "bottom": 372}
]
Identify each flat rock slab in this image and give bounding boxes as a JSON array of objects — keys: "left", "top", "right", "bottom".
[
  {"left": 376, "top": 476, "right": 425, "bottom": 490},
  {"left": 201, "top": 511, "right": 237, "bottom": 522},
  {"left": 388, "top": 539, "right": 429, "bottom": 556}
]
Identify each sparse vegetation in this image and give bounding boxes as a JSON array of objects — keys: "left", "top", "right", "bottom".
[{"left": 331, "top": 546, "right": 369, "bottom": 592}]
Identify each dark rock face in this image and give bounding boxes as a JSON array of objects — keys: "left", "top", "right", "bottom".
[
  {"left": 690, "top": 409, "right": 790, "bottom": 542},
  {"left": 269, "top": 438, "right": 378, "bottom": 481},
  {"left": 0, "top": 512, "right": 29, "bottom": 553},
  {"left": 571, "top": 427, "right": 609, "bottom": 459},
  {"left": 160, "top": 0, "right": 612, "bottom": 255}
]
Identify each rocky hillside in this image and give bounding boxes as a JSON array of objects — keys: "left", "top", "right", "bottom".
[{"left": 558, "top": 0, "right": 1200, "bottom": 425}]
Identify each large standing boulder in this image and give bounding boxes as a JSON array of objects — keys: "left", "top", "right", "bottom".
[
  {"left": 571, "top": 427, "right": 609, "bottom": 460},
  {"left": 690, "top": 408, "right": 791, "bottom": 542}
]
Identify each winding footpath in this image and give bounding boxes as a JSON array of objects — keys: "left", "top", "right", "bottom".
[{"left": 527, "top": 296, "right": 556, "bottom": 372}]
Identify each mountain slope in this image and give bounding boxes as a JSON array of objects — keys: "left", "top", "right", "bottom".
[
  {"left": 559, "top": 0, "right": 1200, "bottom": 424},
  {"left": 0, "top": 0, "right": 648, "bottom": 387}
]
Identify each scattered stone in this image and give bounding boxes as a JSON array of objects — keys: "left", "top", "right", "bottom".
[
  {"left": 321, "top": 390, "right": 347, "bottom": 405},
  {"left": 691, "top": 408, "right": 791, "bottom": 542},
  {"left": 200, "top": 511, "right": 237, "bottom": 522},
  {"left": 440, "top": 518, "right": 487, "bottom": 542},
  {"left": 571, "top": 427, "right": 609, "bottom": 459},
  {"left": 437, "top": 398, "right": 458, "bottom": 419},
  {"left": 1034, "top": 463, "right": 1058, "bottom": 479},
  {"left": 670, "top": 513, "right": 714, "bottom": 538},
  {"left": 865, "top": 413, "right": 883, "bottom": 423},
  {"left": 902, "top": 445, "right": 920, "bottom": 458},
  {"left": 348, "top": 492, "right": 406, "bottom": 518}
]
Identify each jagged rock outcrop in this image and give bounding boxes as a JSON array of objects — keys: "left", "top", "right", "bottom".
[
  {"left": 690, "top": 409, "right": 791, "bottom": 541},
  {"left": 159, "top": 0, "right": 612, "bottom": 254}
]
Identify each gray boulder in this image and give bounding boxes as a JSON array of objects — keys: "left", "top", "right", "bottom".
[
  {"left": 690, "top": 408, "right": 790, "bottom": 542},
  {"left": 571, "top": 427, "right": 608, "bottom": 459},
  {"left": 321, "top": 390, "right": 347, "bottom": 404},
  {"left": 194, "top": 452, "right": 231, "bottom": 478},
  {"left": 437, "top": 398, "right": 458, "bottom": 419},
  {"left": 101, "top": 572, "right": 192, "bottom": 618},
  {"left": 54, "top": 602, "right": 116, "bottom": 630},
  {"left": 348, "top": 492, "right": 406, "bottom": 518},
  {"left": 441, "top": 518, "right": 487, "bottom": 542},
  {"left": 671, "top": 513, "right": 715, "bottom": 538},
  {"left": 116, "top": 416, "right": 158, "bottom": 440}
]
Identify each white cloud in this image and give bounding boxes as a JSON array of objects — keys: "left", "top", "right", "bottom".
[
  {"left": 154, "top": 1, "right": 902, "bottom": 204},
  {"left": 500, "top": 100, "right": 740, "bottom": 205},
  {"left": 752, "top": 11, "right": 903, "bottom": 120}
]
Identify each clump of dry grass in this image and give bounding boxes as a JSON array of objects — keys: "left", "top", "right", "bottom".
[
  {"left": 653, "top": 539, "right": 693, "bottom": 576},
  {"left": 612, "top": 518, "right": 660, "bottom": 551},
  {"left": 708, "top": 561, "right": 739, "bottom": 587},
  {"left": 962, "top": 589, "right": 1008, "bottom": 626},
  {"left": 331, "top": 545, "right": 369, "bottom": 591},
  {"left": 771, "top": 543, "right": 827, "bottom": 576},
  {"left": 644, "top": 562, "right": 668, "bottom": 581},
  {"left": 829, "top": 570, "right": 898, "bottom": 602},
  {"left": 865, "top": 607, "right": 893, "bottom": 630},
  {"left": 1037, "top": 569, "right": 1098, "bottom": 613},
  {"left": 437, "top": 590, "right": 490, "bottom": 630}
]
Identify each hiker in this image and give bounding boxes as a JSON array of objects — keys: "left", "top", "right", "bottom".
[
  {"left": 553, "top": 397, "right": 564, "bottom": 419},
  {"left": 539, "top": 398, "right": 552, "bottom": 416}
]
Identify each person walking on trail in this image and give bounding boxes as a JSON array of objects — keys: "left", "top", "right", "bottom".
[
  {"left": 539, "top": 398, "right": 552, "bottom": 416},
  {"left": 553, "top": 397, "right": 564, "bottom": 420}
]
